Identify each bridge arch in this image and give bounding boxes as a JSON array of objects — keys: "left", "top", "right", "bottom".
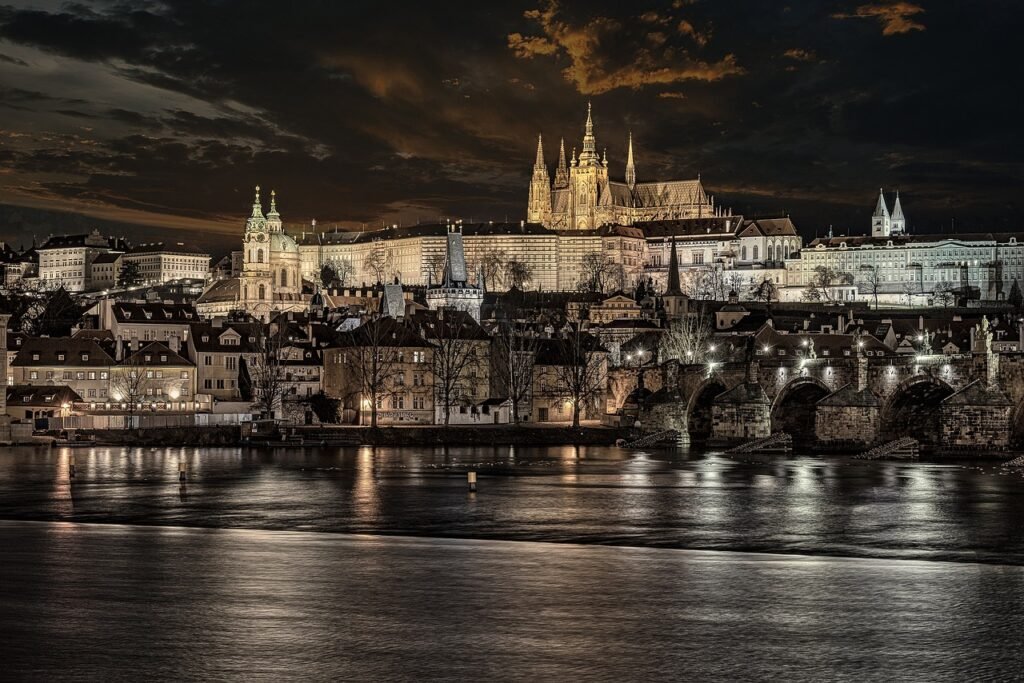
[
  {"left": 771, "top": 377, "right": 832, "bottom": 447},
  {"left": 686, "top": 376, "right": 728, "bottom": 443},
  {"left": 1008, "top": 400, "right": 1024, "bottom": 447},
  {"left": 880, "top": 375, "right": 955, "bottom": 444}
]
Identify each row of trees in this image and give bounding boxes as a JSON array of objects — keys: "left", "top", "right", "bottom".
[
  {"left": 319, "top": 246, "right": 536, "bottom": 290},
  {"left": 332, "top": 313, "right": 609, "bottom": 429}
]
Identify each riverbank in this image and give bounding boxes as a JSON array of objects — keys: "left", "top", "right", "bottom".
[{"left": 40, "top": 424, "right": 632, "bottom": 447}]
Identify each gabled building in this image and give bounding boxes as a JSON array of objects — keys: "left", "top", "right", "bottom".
[
  {"left": 187, "top": 321, "right": 263, "bottom": 400},
  {"left": 89, "top": 299, "right": 199, "bottom": 344},
  {"left": 11, "top": 337, "right": 115, "bottom": 402},
  {"left": 322, "top": 316, "right": 434, "bottom": 425}
]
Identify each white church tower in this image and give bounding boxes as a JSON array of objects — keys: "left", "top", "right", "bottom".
[
  {"left": 871, "top": 188, "right": 891, "bottom": 237},
  {"left": 872, "top": 189, "right": 907, "bottom": 237},
  {"left": 890, "top": 191, "right": 906, "bottom": 235}
]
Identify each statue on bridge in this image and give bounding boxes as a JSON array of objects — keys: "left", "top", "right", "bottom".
[
  {"left": 920, "top": 329, "right": 934, "bottom": 356},
  {"left": 807, "top": 338, "right": 817, "bottom": 360}
]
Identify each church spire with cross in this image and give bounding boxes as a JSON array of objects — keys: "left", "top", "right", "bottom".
[
  {"left": 625, "top": 131, "right": 636, "bottom": 189},
  {"left": 579, "top": 102, "right": 598, "bottom": 166}
]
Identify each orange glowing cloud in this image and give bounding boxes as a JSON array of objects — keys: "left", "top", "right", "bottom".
[
  {"left": 833, "top": 2, "right": 926, "bottom": 36},
  {"left": 509, "top": 1, "right": 742, "bottom": 95}
]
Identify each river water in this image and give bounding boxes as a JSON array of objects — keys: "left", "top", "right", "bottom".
[{"left": 2, "top": 445, "right": 1024, "bottom": 679}]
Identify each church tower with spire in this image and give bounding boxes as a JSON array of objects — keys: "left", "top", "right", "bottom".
[
  {"left": 871, "top": 188, "right": 891, "bottom": 237},
  {"left": 625, "top": 132, "right": 636, "bottom": 190},
  {"left": 569, "top": 103, "right": 609, "bottom": 229},
  {"left": 890, "top": 191, "right": 906, "bottom": 235},
  {"left": 527, "top": 135, "right": 551, "bottom": 224}
]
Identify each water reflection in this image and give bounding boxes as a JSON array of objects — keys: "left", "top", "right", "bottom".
[{"left": 1, "top": 445, "right": 1023, "bottom": 564}]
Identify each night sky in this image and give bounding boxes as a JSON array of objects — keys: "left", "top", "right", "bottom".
[{"left": 0, "top": 1, "right": 1021, "bottom": 254}]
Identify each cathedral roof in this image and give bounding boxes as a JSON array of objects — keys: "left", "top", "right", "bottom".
[{"left": 631, "top": 179, "right": 707, "bottom": 208}]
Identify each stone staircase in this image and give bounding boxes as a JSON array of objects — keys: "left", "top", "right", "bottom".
[
  {"left": 622, "top": 429, "right": 681, "bottom": 449},
  {"left": 725, "top": 432, "right": 792, "bottom": 456},
  {"left": 854, "top": 437, "right": 920, "bottom": 461}
]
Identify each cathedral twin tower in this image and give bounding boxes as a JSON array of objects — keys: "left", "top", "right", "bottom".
[{"left": 527, "top": 104, "right": 726, "bottom": 230}]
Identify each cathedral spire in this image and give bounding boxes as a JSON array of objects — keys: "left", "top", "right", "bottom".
[
  {"left": 625, "top": 131, "right": 636, "bottom": 189},
  {"left": 666, "top": 236, "right": 682, "bottom": 295},
  {"left": 267, "top": 189, "right": 279, "bottom": 217},
  {"left": 579, "top": 102, "right": 598, "bottom": 165},
  {"left": 251, "top": 185, "right": 264, "bottom": 219},
  {"left": 554, "top": 137, "right": 569, "bottom": 188},
  {"left": 534, "top": 134, "right": 546, "bottom": 170}
]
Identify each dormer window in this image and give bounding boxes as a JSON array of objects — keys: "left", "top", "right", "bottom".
[
  {"left": 57, "top": 353, "right": 65, "bottom": 361},
  {"left": 81, "top": 353, "right": 89, "bottom": 362},
  {"left": 160, "top": 355, "right": 167, "bottom": 362},
  {"left": 32, "top": 353, "right": 39, "bottom": 361},
  {"left": 202, "top": 335, "right": 209, "bottom": 342}
]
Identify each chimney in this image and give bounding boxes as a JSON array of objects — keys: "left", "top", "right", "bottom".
[
  {"left": 169, "top": 334, "right": 180, "bottom": 353},
  {"left": 130, "top": 335, "right": 138, "bottom": 351},
  {"left": 115, "top": 337, "right": 124, "bottom": 361}
]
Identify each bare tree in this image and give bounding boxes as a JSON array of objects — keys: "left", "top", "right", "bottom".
[
  {"left": 427, "top": 310, "right": 486, "bottom": 425},
  {"left": 336, "top": 315, "right": 409, "bottom": 428},
  {"left": 477, "top": 247, "right": 507, "bottom": 290},
  {"left": 901, "top": 280, "right": 920, "bottom": 307},
  {"left": 578, "top": 253, "right": 618, "bottom": 293},
  {"left": 332, "top": 259, "right": 356, "bottom": 288},
  {"left": 749, "top": 277, "right": 778, "bottom": 305},
  {"left": 659, "top": 306, "right": 715, "bottom": 364},
  {"left": 549, "top": 324, "right": 608, "bottom": 428},
  {"left": 491, "top": 321, "right": 538, "bottom": 424},
  {"left": 241, "top": 325, "right": 291, "bottom": 420},
  {"left": 111, "top": 354, "right": 150, "bottom": 430},
  {"left": 363, "top": 244, "right": 390, "bottom": 284},
  {"left": 803, "top": 266, "right": 854, "bottom": 303},
  {"left": 504, "top": 258, "right": 533, "bottom": 290},
  {"left": 859, "top": 265, "right": 882, "bottom": 309},
  {"left": 425, "top": 253, "right": 447, "bottom": 284}
]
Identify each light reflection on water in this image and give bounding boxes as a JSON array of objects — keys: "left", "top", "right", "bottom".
[
  {"left": 1, "top": 521, "right": 1023, "bottom": 680},
  {"left": 1, "top": 445, "right": 1024, "bottom": 563}
]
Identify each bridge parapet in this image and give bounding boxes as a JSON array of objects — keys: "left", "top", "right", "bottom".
[{"left": 655, "top": 349, "right": 1019, "bottom": 452}]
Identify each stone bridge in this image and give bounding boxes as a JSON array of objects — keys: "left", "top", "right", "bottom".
[{"left": 643, "top": 330, "right": 1024, "bottom": 452}]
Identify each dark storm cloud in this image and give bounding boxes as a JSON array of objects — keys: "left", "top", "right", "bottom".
[{"left": 0, "top": 0, "right": 1021, "bottom": 250}]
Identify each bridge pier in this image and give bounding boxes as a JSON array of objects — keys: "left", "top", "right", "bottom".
[
  {"left": 711, "top": 387, "right": 771, "bottom": 444},
  {"left": 939, "top": 381, "right": 1013, "bottom": 449},
  {"left": 815, "top": 386, "right": 880, "bottom": 449}
]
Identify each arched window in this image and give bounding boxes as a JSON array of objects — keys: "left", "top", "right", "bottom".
[
  {"left": 742, "top": 246, "right": 748, "bottom": 261},
  {"left": 281, "top": 268, "right": 287, "bottom": 287},
  {"left": 243, "top": 285, "right": 247, "bottom": 300},
  {"left": 258, "top": 284, "right": 266, "bottom": 300},
  {"left": 753, "top": 245, "right": 759, "bottom": 261},
  {"left": 257, "top": 249, "right": 264, "bottom": 264}
]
